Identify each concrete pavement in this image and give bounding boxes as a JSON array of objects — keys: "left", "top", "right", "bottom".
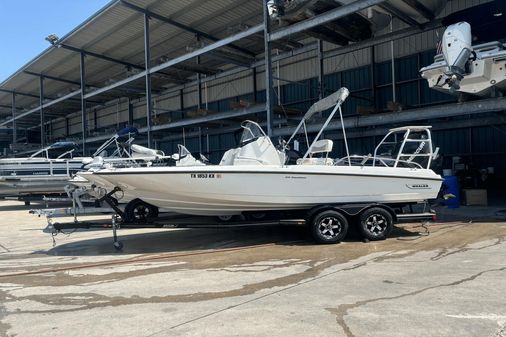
[{"left": 0, "top": 200, "right": 505, "bottom": 337}]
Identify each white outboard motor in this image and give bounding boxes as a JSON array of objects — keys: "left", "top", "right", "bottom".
[{"left": 441, "top": 22, "right": 473, "bottom": 90}]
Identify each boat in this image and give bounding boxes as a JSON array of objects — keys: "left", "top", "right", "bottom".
[
  {"left": 79, "top": 87, "right": 443, "bottom": 217},
  {"left": 0, "top": 126, "right": 141, "bottom": 198},
  {"left": 420, "top": 22, "right": 506, "bottom": 97},
  {"left": 68, "top": 127, "right": 176, "bottom": 201},
  {"left": 0, "top": 142, "right": 85, "bottom": 197},
  {"left": 420, "top": 1, "right": 506, "bottom": 98}
]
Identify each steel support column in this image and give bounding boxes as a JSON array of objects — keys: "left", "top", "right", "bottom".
[
  {"left": 317, "top": 40, "right": 324, "bottom": 99},
  {"left": 390, "top": 19, "right": 396, "bottom": 103},
  {"left": 80, "top": 51, "right": 87, "bottom": 154},
  {"left": 179, "top": 89, "right": 184, "bottom": 111},
  {"left": 263, "top": 0, "right": 274, "bottom": 136},
  {"left": 11, "top": 92, "right": 16, "bottom": 145},
  {"left": 370, "top": 46, "right": 377, "bottom": 111},
  {"left": 197, "top": 37, "right": 202, "bottom": 110},
  {"left": 252, "top": 67, "right": 258, "bottom": 102},
  {"left": 144, "top": 13, "right": 153, "bottom": 148},
  {"left": 128, "top": 98, "right": 134, "bottom": 125},
  {"left": 39, "top": 76, "right": 45, "bottom": 147}
]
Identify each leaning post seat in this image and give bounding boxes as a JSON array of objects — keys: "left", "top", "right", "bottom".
[{"left": 296, "top": 139, "right": 334, "bottom": 165}]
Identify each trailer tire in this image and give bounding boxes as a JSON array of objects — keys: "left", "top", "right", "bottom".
[
  {"left": 310, "top": 210, "right": 348, "bottom": 244},
  {"left": 358, "top": 207, "right": 393, "bottom": 241},
  {"left": 125, "top": 199, "right": 158, "bottom": 222},
  {"left": 216, "top": 215, "right": 235, "bottom": 222}
]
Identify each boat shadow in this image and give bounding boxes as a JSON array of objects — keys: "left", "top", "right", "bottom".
[
  {"left": 42, "top": 222, "right": 433, "bottom": 256},
  {"left": 43, "top": 225, "right": 312, "bottom": 256}
]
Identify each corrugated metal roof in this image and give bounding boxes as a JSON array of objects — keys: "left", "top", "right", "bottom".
[
  {"left": 0, "top": 0, "right": 270, "bottom": 123},
  {"left": 0, "top": 0, "right": 446, "bottom": 127}
]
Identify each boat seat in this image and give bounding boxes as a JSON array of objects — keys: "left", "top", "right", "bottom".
[
  {"left": 309, "top": 139, "right": 333, "bottom": 156},
  {"left": 219, "top": 148, "right": 239, "bottom": 165}
]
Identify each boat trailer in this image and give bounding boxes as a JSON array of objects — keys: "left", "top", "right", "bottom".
[{"left": 36, "top": 186, "right": 436, "bottom": 251}]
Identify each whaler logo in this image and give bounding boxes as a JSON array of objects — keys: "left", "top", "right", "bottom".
[{"left": 406, "top": 183, "right": 430, "bottom": 189}]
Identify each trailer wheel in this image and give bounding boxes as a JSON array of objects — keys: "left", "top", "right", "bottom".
[
  {"left": 310, "top": 210, "right": 348, "bottom": 244},
  {"left": 125, "top": 199, "right": 159, "bottom": 222},
  {"left": 216, "top": 215, "right": 234, "bottom": 222},
  {"left": 358, "top": 207, "right": 393, "bottom": 241}
]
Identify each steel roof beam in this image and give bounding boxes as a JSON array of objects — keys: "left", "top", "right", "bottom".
[
  {"left": 148, "top": 20, "right": 442, "bottom": 101},
  {"left": 207, "top": 50, "right": 253, "bottom": 68},
  {"left": 250, "top": 33, "right": 304, "bottom": 51},
  {"left": 81, "top": 24, "right": 263, "bottom": 100},
  {"left": 150, "top": 24, "right": 263, "bottom": 74},
  {"left": 323, "top": 19, "right": 442, "bottom": 58},
  {"left": 172, "top": 63, "right": 220, "bottom": 76},
  {"left": 0, "top": 84, "right": 102, "bottom": 105},
  {"left": 58, "top": 43, "right": 185, "bottom": 84},
  {"left": 151, "top": 72, "right": 188, "bottom": 85},
  {"left": 145, "top": 113, "right": 506, "bottom": 144},
  {"left": 379, "top": 3, "right": 421, "bottom": 27},
  {"left": 0, "top": 104, "right": 23, "bottom": 110},
  {"left": 72, "top": 97, "right": 506, "bottom": 146},
  {"left": 333, "top": 114, "right": 506, "bottom": 140},
  {"left": 0, "top": 88, "right": 39, "bottom": 99},
  {"left": 401, "top": 0, "right": 434, "bottom": 21},
  {"left": 119, "top": 0, "right": 256, "bottom": 58},
  {"left": 60, "top": 43, "right": 144, "bottom": 70},
  {"left": 24, "top": 70, "right": 81, "bottom": 87},
  {"left": 81, "top": 104, "right": 267, "bottom": 144},
  {"left": 269, "top": 0, "right": 387, "bottom": 41},
  {"left": 0, "top": 90, "right": 81, "bottom": 126},
  {"left": 272, "top": 97, "right": 506, "bottom": 137}
]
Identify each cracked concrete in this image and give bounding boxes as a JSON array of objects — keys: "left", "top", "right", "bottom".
[{"left": 0, "top": 200, "right": 505, "bottom": 337}]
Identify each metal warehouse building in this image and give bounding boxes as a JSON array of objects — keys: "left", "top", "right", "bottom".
[{"left": 0, "top": 0, "right": 505, "bottom": 192}]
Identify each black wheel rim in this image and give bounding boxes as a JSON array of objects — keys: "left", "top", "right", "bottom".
[
  {"left": 317, "top": 216, "right": 342, "bottom": 240},
  {"left": 365, "top": 214, "right": 388, "bottom": 236},
  {"left": 133, "top": 205, "right": 150, "bottom": 220}
]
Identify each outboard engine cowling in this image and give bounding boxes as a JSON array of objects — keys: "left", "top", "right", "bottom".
[{"left": 441, "top": 22, "right": 473, "bottom": 90}]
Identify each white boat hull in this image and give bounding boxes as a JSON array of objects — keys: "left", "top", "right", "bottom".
[{"left": 81, "top": 165, "right": 442, "bottom": 216}]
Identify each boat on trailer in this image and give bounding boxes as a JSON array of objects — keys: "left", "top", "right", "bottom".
[{"left": 79, "top": 88, "right": 443, "bottom": 218}]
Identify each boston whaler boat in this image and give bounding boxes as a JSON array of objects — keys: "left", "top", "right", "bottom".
[{"left": 79, "top": 88, "right": 443, "bottom": 243}]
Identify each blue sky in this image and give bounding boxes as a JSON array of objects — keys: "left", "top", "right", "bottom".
[{"left": 0, "top": 0, "right": 111, "bottom": 83}]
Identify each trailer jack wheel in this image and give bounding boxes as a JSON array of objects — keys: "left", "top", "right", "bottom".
[{"left": 113, "top": 241, "right": 123, "bottom": 251}]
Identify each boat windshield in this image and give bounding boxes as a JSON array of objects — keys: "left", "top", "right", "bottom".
[
  {"left": 178, "top": 144, "right": 192, "bottom": 158},
  {"left": 240, "top": 121, "right": 267, "bottom": 145}
]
